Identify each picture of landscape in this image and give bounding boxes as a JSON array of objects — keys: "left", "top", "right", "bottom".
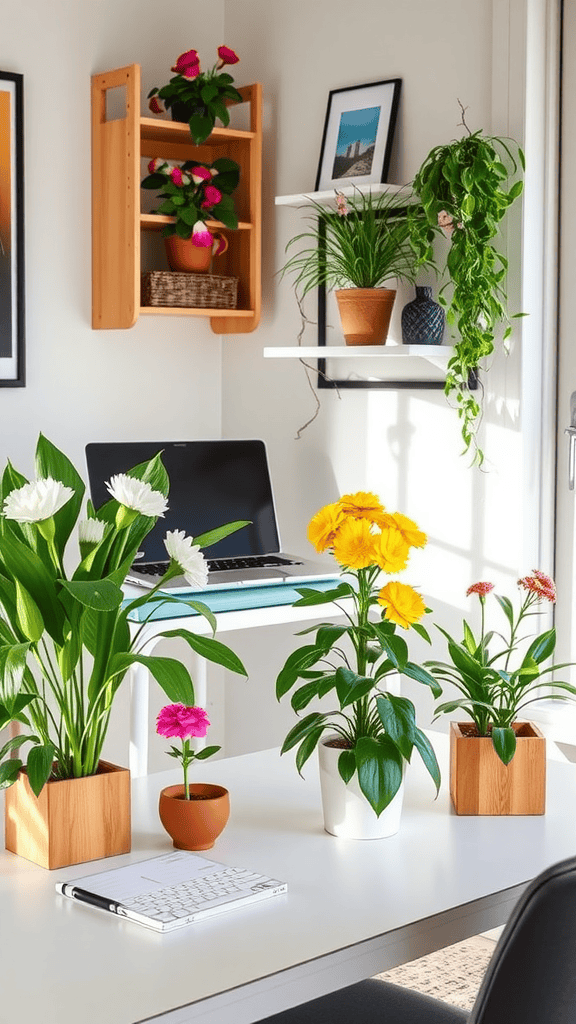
[{"left": 331, "top": 105, "right": 381, "bottom": 180}]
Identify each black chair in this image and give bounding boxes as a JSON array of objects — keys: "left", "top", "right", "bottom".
[{"left": 258, "top": 855, "right": 576, "bottom": 1023}]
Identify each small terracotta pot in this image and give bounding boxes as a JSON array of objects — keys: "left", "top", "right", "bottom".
[
  {"left": 335, "top": 287, "right": 396, "bottom": 345},
  {"left": 164, "top": 233, "right": 229, "bottom": 274},
  {"left": 158, "top": 783, "right": 230, "bottom": 851}
]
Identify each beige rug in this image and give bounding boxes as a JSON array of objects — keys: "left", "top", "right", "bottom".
[{"left": 375, "top": 935, "right": 497, "bottom": 1011}]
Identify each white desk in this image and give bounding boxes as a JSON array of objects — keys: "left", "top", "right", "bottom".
[
  {"left": 126, "top": 587, "right": 348, "bottom": 776},
  {"left": 2, "top": 736, "right": 576, "bottom": 1024}
]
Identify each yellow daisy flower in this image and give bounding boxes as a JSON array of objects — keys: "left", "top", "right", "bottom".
[
  {"left": 337, "top": 491, "right": 385, "bottom": 524},
  {"left": 385, "top": 511, "right": 427, "bottom": 549},
  {"left": 307, "top": 502, "right": 346, "bottom": 553},
  {"left": 374, "top": 524, "right": 410, "bottom": 573},
  {"left": 332, "top": 516, "right": 377, "bottom": 570},
  {"left": 378, "top": 581, "right": 426, "bottom": 629}
]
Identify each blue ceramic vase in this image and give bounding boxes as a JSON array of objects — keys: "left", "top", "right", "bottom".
[{"left": 401, "top": 286, "right": 445, "bottom": 345}]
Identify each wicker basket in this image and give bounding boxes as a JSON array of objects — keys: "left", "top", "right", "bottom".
[{"left": 141, "top": 271, "right": 239, "bottom": 310}]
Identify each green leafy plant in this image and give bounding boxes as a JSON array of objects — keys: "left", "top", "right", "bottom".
[
  {"left": 276, "top": 491, "right": 441, "bottom": 817},
  {"left": 148, "top": 46, "right": 242, "bottom": 145},
  {"left": 0, "top": 435, "right": 248, "bottom": 797},
  {"left": 427, "top": 573, "right": 576, "bottom": 764},
  {"left": 281, "top": 187, "right": 428, "bottom": 295},
  {"left": 409, "top": 113, "right": 525, "bottom": 466},
  {"left": 141, "top": 157, "right": 239, "bottom": 240}
]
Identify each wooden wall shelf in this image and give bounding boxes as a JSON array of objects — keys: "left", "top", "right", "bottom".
[{"left": 91, "top": 64, "right": 262, "bottom": 332}]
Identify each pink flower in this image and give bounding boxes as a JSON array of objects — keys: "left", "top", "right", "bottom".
[
  {"left": 212, "top": 234, "right": 227, "bottom": 256},
  {"left": 156, "top": 704, "right": 211, "bottom": 740},
  {"left": 438, "top": 209, "right": 455, "bottom": 236},
  {"left": 518, "top": 570, "right": 557, "bottom": 603},
  {"left": 190, "top": 165, "right": 212, "bottom": 185},
  {"left": 148, "top": 157, "right": 167, "bottom": 174},
  {"left": 149, "top": 96, "right": 165, "bottom": 114},
  {"left": 217, "top": 45, "right": 239, "bottom": 67},
  {"left": 169, "top": 166, "right": 186, "bottom": 186},
  {"left": 201, "top": 184, "right": 223, "bottom": 209},
  {"left": 172, "top": 49, "right": 201, "bottom": 79},
  {"left": 466, "top": 581, "right": 495, "bottom": 597},
  {"left": 191, "top": 221, "right": 213, "bottom": 247},
  {"left": 336, "top": 192, "right": 348, "bottom": 216}
]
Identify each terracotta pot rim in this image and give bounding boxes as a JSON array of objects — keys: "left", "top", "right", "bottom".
[
  {"left": 160, "top": 783, "right": 229, "bottom": 800},
  {"left": 335, "top": 287, "right": 397, "bottom": 296}
]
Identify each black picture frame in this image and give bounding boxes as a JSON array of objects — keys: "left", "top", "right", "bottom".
[
  {"left": 0, "top": 70, "right": 25, "bottom": 387},
  {"left": 315, "top": 79, "right": 402, "bottom": 192}
]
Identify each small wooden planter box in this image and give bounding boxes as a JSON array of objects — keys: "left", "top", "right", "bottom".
[
  {"left": 449, "top": 721, "right": 546, "bottom": 816},
  {"left": 4, "top": 760, "right": 131, "bottom": 869}
]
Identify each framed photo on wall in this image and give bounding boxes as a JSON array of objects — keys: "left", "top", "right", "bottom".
[
  {"left": 315, "top": 79, "right": 402, "bottom": 193},
  {"left": 0, "top": 70, "right": 25, "bottom": 387}
]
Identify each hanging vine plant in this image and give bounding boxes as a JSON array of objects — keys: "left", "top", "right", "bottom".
[{"left": 408, "top": 107, "right": 525, "bottom": 466}]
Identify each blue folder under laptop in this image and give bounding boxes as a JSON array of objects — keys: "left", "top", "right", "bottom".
[{"left": 85, "top": 439, "right": 339, "bottom": 593}]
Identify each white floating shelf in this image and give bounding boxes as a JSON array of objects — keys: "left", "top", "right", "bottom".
[
  {"left": 275, "top": 182, "right": 413, "bottom": 208},
  {"left": 263, "top": 343, "right": 452, "bottom": 372}
]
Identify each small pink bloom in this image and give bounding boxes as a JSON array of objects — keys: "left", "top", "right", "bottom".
[
  {"left": 217, "top": 45, "right": 239, "bottom": 66},
  {"left": 466, "top": 581, "right": 495, "bottom": 597},
  {"left": 148, "top": 157, "right": 167, "bottom": 174},
  {"left": 172, "top": 49, "right": 201, "bottom": 79},
  {"left": 169, "top": 166, "right": 185, "bottom": 186},
  {"left": 212, "top": 234, "right": 227, "bottom": 256},
  {"left": 191, "top": 221, "right": 213, "bottom": 247},
  {"left": 438, "top": 209, "right": 455, "bottom": 235},
  {"left": 156, "top": 704, "right": 211, "bottom": 740},
  {"left": 336, "top": 192, "right": 348, "bottom": 216},
  {"left": 518, "top": 570, "right": 557, "bottom": 603},
  {"left": 201, "top": 184, "right": 223, "bottom": 209},
  {"left": 190, "top": 166, "right": 212, "bottom": 185},
  {"left": 149, "top": 96, "right": 165, "bottom": 115}
]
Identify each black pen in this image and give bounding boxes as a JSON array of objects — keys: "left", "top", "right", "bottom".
[{"left": 55, "top": 883, "right": 151, "bottom": 927}]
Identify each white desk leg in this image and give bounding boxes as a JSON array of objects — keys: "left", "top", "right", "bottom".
[
  {"left": 193, "top": 653, "right": 207, "bottom": 751},
  {"left": 129, "top": 661, "right": 150, "bottom": 778}
]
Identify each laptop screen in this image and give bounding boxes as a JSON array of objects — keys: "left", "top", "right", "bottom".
[{"left": 85, "top": 440, "right": 281, "bottom": 562}]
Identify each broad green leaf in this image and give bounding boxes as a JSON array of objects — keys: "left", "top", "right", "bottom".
[
  {"left": 0, "top": 733, "right": 38, "bottom": 761},
  {"left": 492, "top": 726, "right": 516, "bottom": 765},
  {"left": 281, "top": 712, "right": 327, "bottom": 754},
  {"left": 35, "top": 434, "right": 85, "bottom": 555},
  {"left": 0, "top": 528, "right": 65, "bottom": 643},
  {"left": 158, "top": 629, "right": 247, "bottom": 676},
  {"left": 290, "top": 679, "right": 321, "bottom": 712},
  {"left": 0, "top": 759, "right": 22, "bottom": 789},
  {"left": 355, "top": 735, "right": 403, "bottom": 816},
  {"left": 315, "top": 624, "right": 347, "bottom": 652},
  {"left": 26, "top": 742, "right": 56, "bottom": 797},
  {"left": 276, "top": 644, "right": 326, "bottom": 699},
  {"left": 295, "top": 726, "right": 326, "bottom": 774},
  {"left": 523, "top": 629, "right": 556, "bottom": 666},
  {"left": 58, "top": 578, "right": 124, "bottom": 612},
  {"left": 15, "top": 580, "right": 44, "bottom": 642},
  {"left": 338, "top": 748, "right": 356, "bottom": 784},
  {"left": 376, "top": 694, "right": 416, "bottom": 760},
  {"left": 412, "top": 728, "right": 441, "bottom": 792},
  {"left": 292, "top": 582, "right": 353, "bottom": 607},
  {"left": 188, "top": 112, "right": 214, "bottom": 144},
  {"left": 194, "top": 745, "right": 221, "bottom": 760},
  {"left": 463, "top": 620, "right": 477, "bottom": 656},
  {"left": 410, "top": 622, "right": 432, "bottom": 644},
  {"left": 110, "top": 652, "right": 195, "bottom": 705},
  {"left": 335, "top": 667, "right": 375, "bottom": 708},
  {"left": 193, "top": 520, "right": 250, "bottom": 550},
  {"left": 402, "top": 661, "right": 442, "bottom": 697}
]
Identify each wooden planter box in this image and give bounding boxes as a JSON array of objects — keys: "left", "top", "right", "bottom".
[
  {"left": 4, "top": 760, "right": 131, "bottom": 869},
  {"left": 449, "top": 721, "right": 546, "bottom": 816}
]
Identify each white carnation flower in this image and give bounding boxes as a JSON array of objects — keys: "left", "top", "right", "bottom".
[
  {"left": 165, "top": 529, "right": 208, "bottom": 589},
  {"left": 78, "top": 518, "right": 106, "bottom": 545},
  {"left": 106, "top": 474, "right": 168, "bottom": 518},
  {"left": 3, "top": 478, "right": 75, "bottom": 523}
]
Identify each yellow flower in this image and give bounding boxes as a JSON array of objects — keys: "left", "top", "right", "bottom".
[
  {"left": 382, "top": 511, "right": 427, "bottom": 549},
  {"left": 307, "top": 502, "right": 346, "bottom": 553},
  {"left": 378, "top": 581, "right": 426, "bottom": 629},
  {"left": 337, "top": 491, "right": 385, "bottom": 525},
  {"left": 332, "top": 516, "right": 377, "bottom": 569},
  {"left": 374, "top": 524, "right": 410, "bottom": 573}
]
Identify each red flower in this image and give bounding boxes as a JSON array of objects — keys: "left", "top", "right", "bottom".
[
  {"left": 169, "top": 166, "right": 185, "bottom": 186},
  {"left": 148, "top": 95, "right": 165, "bottom": 114},
  {"left": 518, "top": 570, "right": 557, "bottom": 603},
  {"left": 466, "top": 581, "right": 495, "bottom": 597},
  {"left": 171, "top": 49, "right": 201, "bottom": 79},
  {"left": 217, "top": 45, "right": 239, "bottom": 66},
  {"left": 201, "top": 184, "right": 223, "bottom": 209},
  {"left": 190, "top": 165, "right": 212, "bottom": 185},
  {"left": 156, "top": 704, "right": 210, "bottom": 740},
  {"left": 147, "top": 157, "right": 167, "bottom": 174}
]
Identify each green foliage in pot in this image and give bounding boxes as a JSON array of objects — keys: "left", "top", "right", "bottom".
[
  {"left": 281, "top": 188, "right": 430, "bottom": 295},
  {"left": 408, "top": 117, "right": 525, "bottom": 466},
  {"left": 141, "top": 156, "right": 240, "bottom": 238},
  {"left": 148, "top": 46, "right": 242, "bottom": 145}
]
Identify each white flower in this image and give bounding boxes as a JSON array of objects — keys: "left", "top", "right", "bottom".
[
  {"left": 106, "top": 474, "right": 168, "bottom": 518},
  {"left": 3, "top": 478, "right": 75, "bottom": 523},
  {"left": 78, "top": 518, "right": 106, "bottom": 545},
  {"left": 165, "top": 529, "right": 209, "bottom": 589}
]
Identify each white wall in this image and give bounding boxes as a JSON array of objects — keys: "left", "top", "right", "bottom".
[{"left": 220, "top": 0, "right": 531, "bottom": 755}]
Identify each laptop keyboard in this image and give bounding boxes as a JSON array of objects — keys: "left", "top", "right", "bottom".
[
  {"left": 122, "top": 866, "right": 285, "bottom": 924},
  {"left": 133, "top": 554, "right": 301, "bottom": 576}
]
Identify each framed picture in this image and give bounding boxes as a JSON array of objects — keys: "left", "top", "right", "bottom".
[
  {"left": 315, "top": 79, "right": 402, "bottom": 192},
  {"left": 0, "top": 71, "right": 25, "bottom": 387}
]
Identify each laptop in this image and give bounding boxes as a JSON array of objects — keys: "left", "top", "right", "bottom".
[{"left": 85, "top": 439, "right": 339, "bottom": 592}]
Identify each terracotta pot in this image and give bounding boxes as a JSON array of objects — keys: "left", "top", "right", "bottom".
[
  {"left": 317, "top": 737, "right": 405, "bottom": 839},
  {"left": 335, "top": 287, "right": 396, "bottom": 346},
  {"left": 159, "top": 783, "right": 230, "bottom": 851},
  {"left": 449, "top": 721, "right": 546, "bottom": 816},
  {"left": 4, "top": 760, "right": 131, "bottom": 870},
  {"left": 164, "top": 232, "right": 229, "bottom": 274}
]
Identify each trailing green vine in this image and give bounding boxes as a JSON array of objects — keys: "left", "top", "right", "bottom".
[{"left": 408, "top": 108, "right": 525, "bottom": 466}]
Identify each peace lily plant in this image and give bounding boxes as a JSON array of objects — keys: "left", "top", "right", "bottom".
[
  {"left": 276, "top": 491, "right": 441, "bottom": 817},
  {"left": 0, "top": 435, "right": 247, "bottom": 797}
]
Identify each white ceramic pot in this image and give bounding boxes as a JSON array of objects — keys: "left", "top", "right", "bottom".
[{"left": 318, "top": 736, "right": 405, "bottom": 840}]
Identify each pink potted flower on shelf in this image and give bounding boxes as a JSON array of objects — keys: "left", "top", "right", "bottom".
[{"left": 147, "top": 45, "right": 242, "bottom": 144}]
